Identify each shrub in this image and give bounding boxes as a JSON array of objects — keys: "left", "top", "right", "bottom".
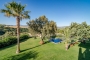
[
  {"left": 20, "top": 34, "right": 29, "bottom": 40},
  {"left": 0, "top": 37, "right": 17, "bottom": 48},
  {"left": 0, "top": 34, "right": 29, "bottom": 48}
]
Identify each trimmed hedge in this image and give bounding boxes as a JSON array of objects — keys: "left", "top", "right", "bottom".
[
  {"left": 20, "top": 34, "right": 29, "bottom": 40},
  {"left": 0, "top": 34, "right": 29, "bottom": 48}
]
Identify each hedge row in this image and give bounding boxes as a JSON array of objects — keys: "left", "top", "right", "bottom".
[{"left": 0, "top": 34, "right": 29, "bottom": 48}]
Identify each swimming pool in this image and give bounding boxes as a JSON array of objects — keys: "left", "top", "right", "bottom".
[{"left": 50, "top": 38, "right": 62, "bottom": 43}]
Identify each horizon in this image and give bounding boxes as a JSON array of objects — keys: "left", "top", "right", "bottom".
[
  {"left": 0, "top": 24, "right": 68, "bottom": 27},
  {"left": 0, "top": 0, "right": 90, "bottom": 26}
]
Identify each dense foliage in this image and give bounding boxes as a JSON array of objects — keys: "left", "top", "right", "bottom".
[
  {"left": 27, "top": 15, "right": 57, "bottom": 40},
  {"left": 0, "top": 34, "right": 29, "bottom": 48},
  {"left": 70, "top": 22, "right": 90, "bottom": 41},
  {"left": 0, "top": 24, "right": 28, "bottom": 35},
  {"left": 58, "top": 22, "right": 90, "bottom": 43},
  {"left": 0, "top": 24, "right": 28, "bottom": 40}
]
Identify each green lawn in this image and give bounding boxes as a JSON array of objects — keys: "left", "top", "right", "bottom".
[{"left": 0, "top": 38, "right": 90, "bottom": 60}]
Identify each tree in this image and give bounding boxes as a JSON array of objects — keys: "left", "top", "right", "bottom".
[
  {"left": 0, "top": 1, "right": 30, "bottom": 53},
  {"left": 63, "top": 27, "right": 71, "bottom": 42},
  {"left": 27, "top": 16, "right": 57, "bottom": 44},
  {"left": 27, "top": 16, "right": 48, "bottom": 44},
  {"left": 62, "top": 27, "right": 71, "bottom": 50},
  {"left": 69, "top": 22, "right": 90, "bottom": 43},
  {"left": 44, "top": 21, "right": 57, "bottom": 38},
  {"left": 69, "top": 22, "right": 79, "bottom": 40}
]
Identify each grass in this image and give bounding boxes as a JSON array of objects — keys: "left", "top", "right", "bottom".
[{"left": 0, "top": 38, "right": 90, "bottom": 60}]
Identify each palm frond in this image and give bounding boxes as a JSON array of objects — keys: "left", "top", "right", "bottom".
[
  {"left": 21, "top": 11, "right": 30, "bottom": 19},
  {"left": 1, "top": 1, "right": 30, "bottom": 19},
  {"left": 0, "top": 9, "right": 12, "bottom": 17}
]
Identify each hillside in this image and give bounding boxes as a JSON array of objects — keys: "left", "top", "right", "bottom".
[{"left": 5, "top": 25, "right": 28, "bottom": 28}]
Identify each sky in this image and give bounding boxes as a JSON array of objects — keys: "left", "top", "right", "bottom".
[{"left": 0, "top": 0, "right": 90, "bottom": 26}]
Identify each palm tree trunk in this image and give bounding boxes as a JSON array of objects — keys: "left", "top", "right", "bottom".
[{"left": 16, "top": 16, "right": 20, "bottom": 54}]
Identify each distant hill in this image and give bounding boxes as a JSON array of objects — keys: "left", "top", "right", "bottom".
[
  {"left": 57, "top": 26, "right": 69, "bottom": 29},
  {"left": 5, "top": 25, "right": 68, "bottom": 29},
  {"left": 5, "top": 25, "right": 28, "bottom": 28}
]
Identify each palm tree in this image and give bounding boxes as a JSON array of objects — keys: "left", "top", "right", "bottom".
[
  {"left": 62, "top": 27, "right": 71, "bottom": 50},
  {"left": 0, "top": 1, "right": 30, "bottom": 53}
]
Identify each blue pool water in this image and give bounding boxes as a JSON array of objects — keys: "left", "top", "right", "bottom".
[{"left": 50, "top": 38, "right": 62, "bottom": 43}]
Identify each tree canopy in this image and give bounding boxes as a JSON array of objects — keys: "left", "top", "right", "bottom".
[
  {"left": 27, "top": 15, "right": 57, "bottom": 40},
  {"left": 59, "top": 22, "right": 90, "bottom": 43}
]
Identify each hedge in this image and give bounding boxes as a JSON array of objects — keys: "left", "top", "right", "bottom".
[{"left": 0, "top": 34, "right": 29, "bottom": 48}]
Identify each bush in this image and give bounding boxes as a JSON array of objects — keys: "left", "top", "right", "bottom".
[
  {"left": 0, "top": 34, "right": 29, "bottom": 48},
  {"left": 20, "top": 34, "right": 29, "bottom": 40},
  {"left": 0, "top": 37, "right": 17, "bottom": 48}
]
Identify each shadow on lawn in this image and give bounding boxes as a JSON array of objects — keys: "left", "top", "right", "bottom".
[
  {"left": 3, "top": 51, "right": 38, "bottom": 60},
  {"left": 44, "top": 40, "right": 50, "bottom": 44},
  {"left": 78, "top": 43, "right": 90, "bottom": 60},
  {"left": 21, "top": 40, "right": 50, "bottom": 52},
  {"left": 21, "top": 45, "right": 41, "bottom": 52}
]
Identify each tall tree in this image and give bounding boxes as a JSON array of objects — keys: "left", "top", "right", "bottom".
[
  {"left": 70, "top": 22, "right": 90, "bottom": 42},
  {"left": 63, "top": 27, "right": 71, "bottom": 42},
  {"left": 27, "top": 16, "right": 48, "bottom": 44},
  {"left": 27, "top": 16, "right": 57, "bottom": 44},
  {"left": 0, "top": 1, "right": 30, "bottom": 53}
]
